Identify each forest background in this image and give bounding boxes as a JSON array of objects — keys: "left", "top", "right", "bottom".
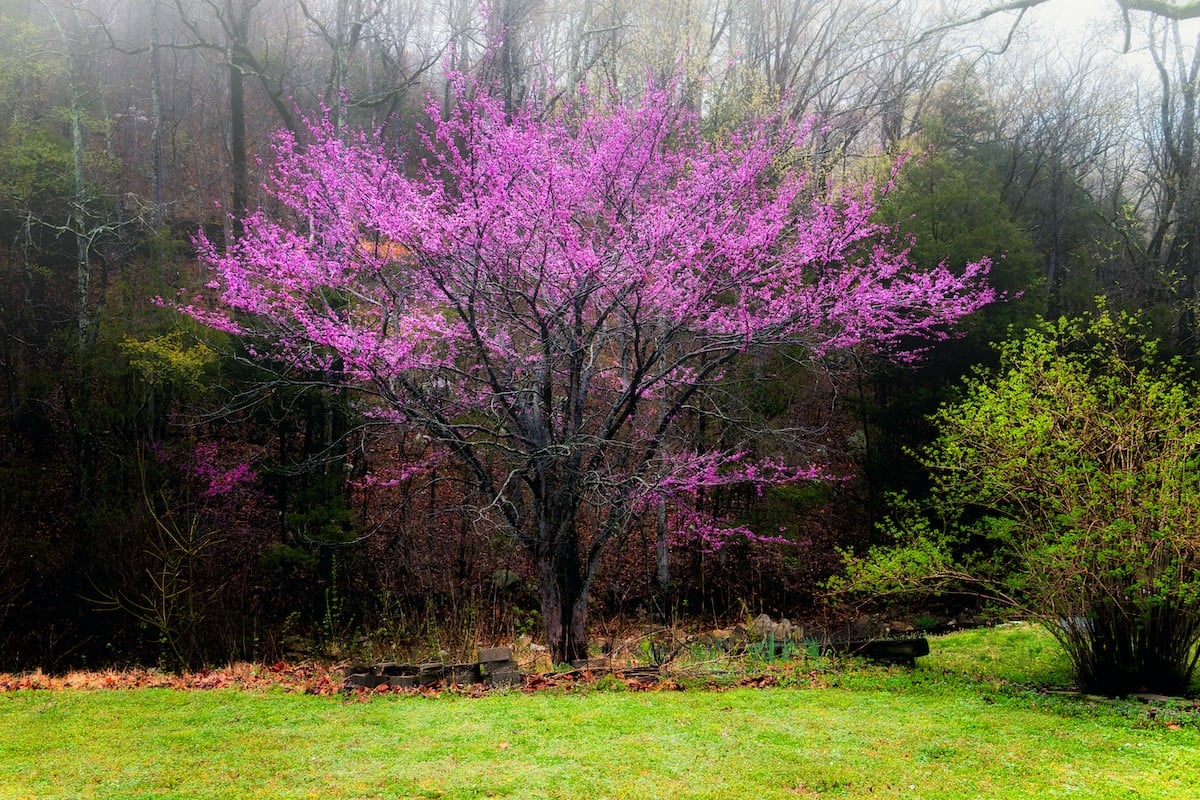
[{"left": 1, "top": 0, "right": 1197, "bottom": 672}]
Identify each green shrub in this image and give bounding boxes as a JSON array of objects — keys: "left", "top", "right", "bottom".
[{"left": 841, "top": 308, "right": 1200, "bottom": 696}]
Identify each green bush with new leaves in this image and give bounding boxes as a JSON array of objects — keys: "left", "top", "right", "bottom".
[{"left": 841, "top": 307, "right": 1200, "bottom": 696}]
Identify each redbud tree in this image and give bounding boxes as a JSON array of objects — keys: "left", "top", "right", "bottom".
[{"left": 190, "top": 78, "right": 994, "bottom": 662}]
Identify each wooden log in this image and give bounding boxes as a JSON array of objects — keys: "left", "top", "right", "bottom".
[{"left": 826, "top": 637, "right": 930, "bottom": 666}]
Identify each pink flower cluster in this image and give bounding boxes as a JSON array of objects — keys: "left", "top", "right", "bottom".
[
  {"left": 191, "top": 440, "right": 257, "bottom": 498},
  {"left": 188, "top": 74, "right": 994, "bottom": 548}
]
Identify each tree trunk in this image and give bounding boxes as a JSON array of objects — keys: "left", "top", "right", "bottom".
[
  {"left": 534, "top": 539, "right": 591, "bottom": 665},
  {"left": 656, "top": 497, "right": 670, "bottom": 592},
  {"left": 228, "top": 48, "right": 247, "bottom": 241},
  {"left": 148, "top": 0, "right": 165, "bottom": 227}
]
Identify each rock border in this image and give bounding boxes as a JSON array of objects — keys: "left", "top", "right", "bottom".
[{"left": 343, "top": 646, "right": 521, "bottom": 690}]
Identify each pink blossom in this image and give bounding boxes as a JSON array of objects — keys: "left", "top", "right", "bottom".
[
  {"left": 185, "top": 73, "right": 994, "bottom": 553},
  {"left": 191, "top": 440, "right": 258, "bottom": 498}
]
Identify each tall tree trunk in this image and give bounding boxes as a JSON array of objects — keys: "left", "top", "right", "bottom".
[
  {"left": 43, "top": 0, "right": 98, "bottom": 509},
  {"left": 535, "top": 559, "right": 590, "bottom": 665},
  {"left": 533, "top": 517, "right": 591, "bottom": 664},
  {"left": 656, "top": 497, "right": 670, "bottom": 592},
  {"left": 149, "top": 0, "right": 166, "bottom": 227},
  {"left": 45, "top": 1, "right": 91, "bottom": 352},
  {"left": 1149, "top": 22, "right": 1200, "bottom": 353},
  {"left": 228, "top": 47, "right": 248, "bottom": 241}
]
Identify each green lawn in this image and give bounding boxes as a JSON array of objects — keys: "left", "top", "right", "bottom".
[{"left": 2, "top": 624, "right": 1197, "bottom": 799}]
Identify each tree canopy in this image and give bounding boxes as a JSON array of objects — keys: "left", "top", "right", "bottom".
[{"left": 189, "top": 77, "right": 994, "bottom": 661}]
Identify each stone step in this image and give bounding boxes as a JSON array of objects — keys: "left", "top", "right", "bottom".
[
  {"left": 486, "top": 667, "right": 523, "bottom": 688},
  {"left": 478, "top": 646, "right": 513, "bottom": 663},
  {"left": 342, "top": 649, "right": 524, "bottom": 690}
]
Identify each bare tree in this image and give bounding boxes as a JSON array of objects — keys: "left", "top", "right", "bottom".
[
  {"left": 37, "top": 0, "right": 138, "bottom": 352},
  {"left": 934, "top": 0, "right": 1200, "bottom": 52},
  {"left": 1140, "top": 18, "right": 1200, "bottom": 349},
  {"left": 295, "top": 0, "right": 441, "bottom": 132},
  {"left": 960, "top": 0, "right": 1200, "bottom": 23},
  {"left": 168, "top": 0, "right": 310, "bottom": 235},
  {"left": 984, "top": 49, "right": 1139, "bottom": 313},
  {"left": 706, "top": 1, "right": 965, "bottom": 170}
]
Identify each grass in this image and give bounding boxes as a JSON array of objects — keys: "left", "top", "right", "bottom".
[
  {"left": 919, "top": 622, "right": 1076, "bottom": 686},
  {"left": 2, "top": 624, "right": 1198, "bottom": 799}
]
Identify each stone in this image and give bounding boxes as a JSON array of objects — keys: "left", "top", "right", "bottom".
[
  {"left": 448, "top": 663, "right": 481, "bottom": 684},
  {"left": 417, "top": 663, "right": 445, "bottom": 686},
  {"left": 478, "top": 646, "right": 513, "bottom": 663},
  {"left": 1132, "top": 693, "right": 1175, "bottom": 704},
  {"left": 379, "top": 662, "right": 416, "bottom": 677},
  {"left": 349, "top": 673, "right": 387, "bottom": 689},
  {"left": 748, "top": 613, "right": 799, "bottom": 644},
  {"left": 481, "top": 659, "right": 517, "bottom": 676},
  {"left": 487, "top": 668, "right": 523, "bottom": 687}
]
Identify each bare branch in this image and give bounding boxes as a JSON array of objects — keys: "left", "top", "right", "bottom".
[
  {"left": 1120, "top": 0, "right": 1200, "bottom": 20},
  {"left": 921, "top": 0, "right": 1200, "bottom": 53}
]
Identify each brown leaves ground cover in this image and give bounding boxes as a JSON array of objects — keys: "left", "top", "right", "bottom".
[
  {"left": 0, "top": 660, "right": 828, "bottom": 697},
  {"left": 0, "top": 662, "right": 342, "bottom": 694}
]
